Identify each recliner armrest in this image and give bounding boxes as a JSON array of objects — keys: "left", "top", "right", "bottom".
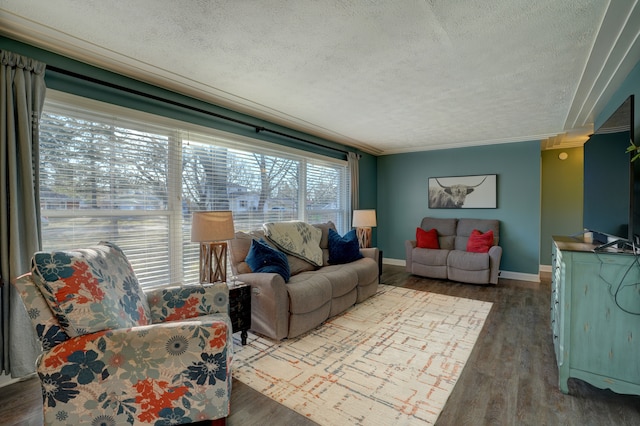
[
  {"left": 145, "top": 282, "right": 229, "bottom": 323},
  {"left": 38, "top": 317, "right": 232, "bottom": 423},
  {"left": 488, "top": 245, "right": 503, "bottom": 284},
  {"left": 235, "top": 272, "right": 289, "bottom": 340},
  {"left": 360, "top": 247, "right": 379, "bottom": 263},
  {"left": 405, "top": 240, "right": 417, "bottom": 272}
]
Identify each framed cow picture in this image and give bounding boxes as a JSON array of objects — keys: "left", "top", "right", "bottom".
[{"left": 428, "top": 174, "right": 497, "bottom": 209}]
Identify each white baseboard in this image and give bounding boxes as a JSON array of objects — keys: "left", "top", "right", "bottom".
[
  {"left": 539, "top": 264, "right": 552, "bottom": 273},
  {"left": 383, "top": 258, "right": 406, "bottom": 267},
  {"left": 383, "top": 258, "right": 541, "bottom": 283},
  {"left": 499, "top": 270, "right": 540, "bottom": 282}
]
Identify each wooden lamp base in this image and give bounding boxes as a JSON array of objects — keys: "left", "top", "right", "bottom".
[
  {"left": 356, "top": 227, "right": 372, "bottom": 248},
  {"left": 199, "top": 241, "right": 228, "bottom": 283}
]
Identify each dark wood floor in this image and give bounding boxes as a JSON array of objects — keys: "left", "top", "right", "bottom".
[{"left": 2, "top": 265, "right": 640, "bottom": 425}]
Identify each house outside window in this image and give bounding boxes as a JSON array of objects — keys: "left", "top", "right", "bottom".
[{"left": 39, "top": 91, "right": 350, "bottom": 287}]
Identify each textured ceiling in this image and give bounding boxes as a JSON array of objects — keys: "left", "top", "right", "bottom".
[{"left": 1, "top": 1, "right": 639, "bottom": 155}]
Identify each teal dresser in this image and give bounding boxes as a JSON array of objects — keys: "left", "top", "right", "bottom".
[{"left": 551, "top": 237, "right": 640, "bottom": 395}]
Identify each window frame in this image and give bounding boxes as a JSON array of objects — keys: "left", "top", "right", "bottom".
[{"left": 40, "top": 90, "right": 351, "bottom": 288}]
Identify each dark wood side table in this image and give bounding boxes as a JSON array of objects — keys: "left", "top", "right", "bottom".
[{"left": 228, "top": 283, "right": 251, "bottom": 345}]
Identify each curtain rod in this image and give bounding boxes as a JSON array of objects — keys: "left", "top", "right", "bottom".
[{"left": 46, "top": 65, "right": 350, "bottom": 157}]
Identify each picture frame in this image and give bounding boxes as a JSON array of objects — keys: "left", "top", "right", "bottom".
[{"left": 428, "top": 174, "right": 497, "bottom": 209}]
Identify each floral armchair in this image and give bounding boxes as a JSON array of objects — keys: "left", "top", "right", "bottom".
[{"left": 12, "top": 242, "right": 232, "bottom": 425}]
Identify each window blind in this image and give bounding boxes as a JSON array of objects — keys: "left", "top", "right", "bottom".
[{"left": 40, "top": 92, "right": 350, "bottom": 287}]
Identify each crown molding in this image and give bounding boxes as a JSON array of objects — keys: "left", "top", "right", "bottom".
[{"left": 0, "top": 12, "right": 383, "bottom": 156}]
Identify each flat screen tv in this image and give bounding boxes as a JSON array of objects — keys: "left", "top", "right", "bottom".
[{"left": 583, "top": 95, "right": 636, "bottom": 246}]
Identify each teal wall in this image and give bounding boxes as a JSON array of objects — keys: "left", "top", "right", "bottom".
[
  {"left": 540, "top": 147, "right": 583, "bottom": 265},
  {"left": 357, "top": 153, "right": 379, "bottom": 245},
  {"left": 378, "top": 141, "right": 541, "bottom": 275}
]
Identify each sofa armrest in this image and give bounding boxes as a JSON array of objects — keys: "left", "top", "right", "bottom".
[
  {"left": 405, "top": 240, "right": 417, "bottom": 272},
  {"left": 145, "top": 282, "right": 229, "bottom": 324},
  {"left": 360, "top": 247, "right": 379, "bottom": 264},
  {"left": 488, "top": 245, "right": 503, "bottom": 284},
  {"left": 235, "top": 272, "right": 289, "bottom": 340}
]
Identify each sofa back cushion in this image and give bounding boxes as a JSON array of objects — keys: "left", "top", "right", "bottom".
[
  {"left": 229, "top": 230, "right": 265, "bottom": 274},
  {"left": 455, "top": 219, "right": 500, "bottom": 251},
  {"left": 312, "top": 221, "right": 337, "bottom": 265},
  {"left": 31, "top": 242, "right": 150, "bottom": 337},
  {"left": 229, "top": 222, "right": 338, "bottom": 276},
  {"left": 229, "top": 230, "right": 317, "bottom": 276},
  {"left": 419, "top": 217, "right": 457, "bottom": 250}
]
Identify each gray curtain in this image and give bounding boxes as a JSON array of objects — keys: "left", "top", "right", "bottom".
[
  {"left": 348, "top": 152, "right": 359, "bottom": 226},
  {"left": 0, "top": 50, "right": 46, "bottom": 377}
]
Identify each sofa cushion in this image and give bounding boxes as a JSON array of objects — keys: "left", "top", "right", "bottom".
[
  {"left": 245, "top": 239, "right": 291, "bottom": 282},
  {"left": 286, "top": 273, "right": 333, "bottom": 314},
  {"left": 31, "top": 242, "right": 150, "bottom": 337},
  {"left": 313, "top": 221, "right": 336, "bottom": 249},
  {"left": 447, "top": 250, "right": 490, "bottom": 271},
  {"left": 230, "top": 230, "right": 270, "bottom": 274},
  {"left": 314, "top": 264, "right": 358, "bottom": 298},
  {"left": 412, "top": 247, "right": 450, "bottom": 266},
  {"left": 285, "top": 253, "right": 317, "bottom": 276},
  {"left": 467, "top": 229, "right": 494, "bottom": 253},
  {"left": 416, "top": 227, "right": 439, "bottom": 249},
  {"left": 345, "top": 257, "right": 379, "bottom": 288},
  {"left": 328, "top": 228, "right": 363, "bottom": 264},
  {"left": 313, "top": 221, "right": 337, "bottom": 265},
  {"left": 448, "top": 265, "right": 491, "bottom": 284}
]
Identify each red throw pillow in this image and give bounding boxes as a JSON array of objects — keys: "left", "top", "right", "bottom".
[
  {"left": 416, "top": 227, "right": 439, "bottom": 249},
  {"left": 467, "top": 229, "right": 494, "bottom": 253}
]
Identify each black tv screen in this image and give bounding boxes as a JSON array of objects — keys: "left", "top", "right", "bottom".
[{"left": 583, "top": 95, "right": 635, "bottom": 245}]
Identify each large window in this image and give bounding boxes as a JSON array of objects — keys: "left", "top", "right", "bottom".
[{"left": 40, "top": 92, "right": 350, "bottom": 287}]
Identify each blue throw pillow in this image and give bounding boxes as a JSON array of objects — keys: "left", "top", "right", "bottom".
[
  {"left": 245, "top": 238, "right": 290, "bottom": 282},
  {"left": 328, "top": 228, "right": 363, "bottom": 264}
]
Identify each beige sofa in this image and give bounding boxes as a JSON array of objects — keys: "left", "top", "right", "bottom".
[
  {"left": 229, "top": 221, "right": 379, "bottom": 340},
  {"left": 405, "top": 217, "right": 502, "bottom": 285}
]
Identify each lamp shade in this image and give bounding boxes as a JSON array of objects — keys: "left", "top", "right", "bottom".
[
  {"left": 191, "top": 211, "right": 235, "bottom": 242},
  {"left": 352, "top": 209, "right": 377, "bottom": 228}
]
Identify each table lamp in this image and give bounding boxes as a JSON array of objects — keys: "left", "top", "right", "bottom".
[
  {"left": 191, "top": 211, "right": 235, "bottom": 283},
  {"left": 352, "top": 209, "right": 377, "bottom": 248}
]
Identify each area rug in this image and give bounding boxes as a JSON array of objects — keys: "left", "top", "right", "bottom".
[{"left": 232, "top": 285, "right": 493, "bottom": 425}]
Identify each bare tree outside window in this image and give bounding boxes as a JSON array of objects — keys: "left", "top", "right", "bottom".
[{"left": 39, "top": 95, "right": 350, "bottom": 287}]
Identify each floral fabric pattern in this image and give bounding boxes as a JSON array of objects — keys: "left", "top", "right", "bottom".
[
  {"left": 31, "top": 242, "right": 151, "bottom": 337},
  {"left": 15, "top": 271, "right": 233, "bottom": 425},
  {"left": 12, "top": 273, "right": 70, "bottom": 350},
  {"left": 145, "top": 283, "right": 229, "bottom": 324},
  {"left": 38, "top": 318, "right": 232, "bottom": 425}
]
